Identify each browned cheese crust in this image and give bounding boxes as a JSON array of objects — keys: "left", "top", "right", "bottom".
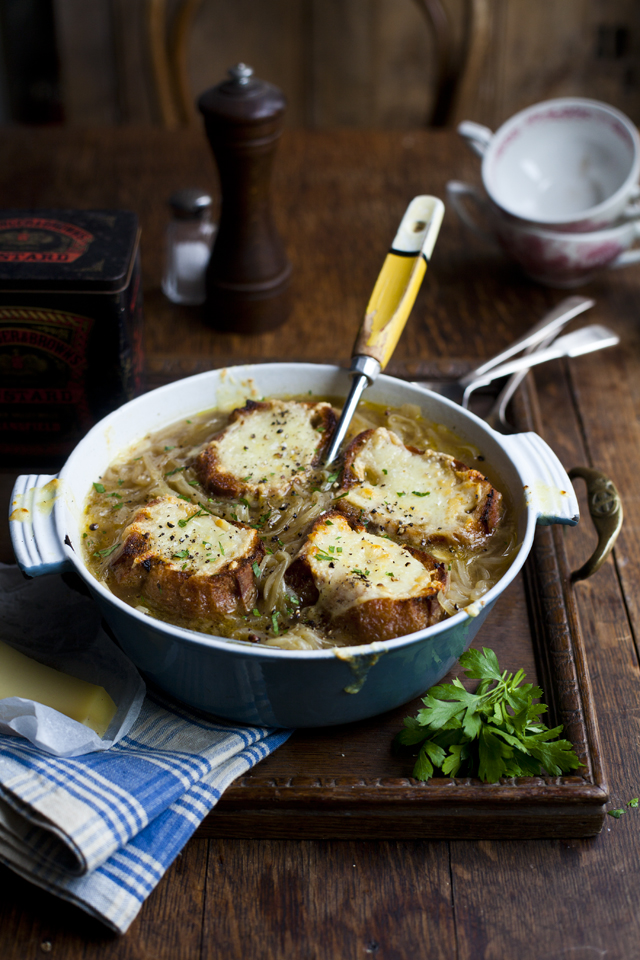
[
  {"left": 338, "top": 427, "right": 502, "bottom": 548},
  {"left": 192, "top": 398, "right": 337, "bottom": 500},
  {"left": 110, "top": 497, "right": 265, "bottom": 621},
  {"left": 285, "top": 510, "right": 448, "bottom": 644}
]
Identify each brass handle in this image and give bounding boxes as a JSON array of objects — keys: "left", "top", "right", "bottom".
[{"left": 569, "top": 467, "right": 623, "bottom": 582}]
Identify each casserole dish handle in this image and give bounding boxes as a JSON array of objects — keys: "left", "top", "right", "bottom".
[
  {"left": 9, "top": 474, "right": 73, "bottom": 577},
  {"left": 500, "top": 432, "right": 580, "bottom": 526}
]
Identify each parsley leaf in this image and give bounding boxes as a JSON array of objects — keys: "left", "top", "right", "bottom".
[
  {"left": 93, "top": 482, "right": 105, "bottom": 493},
  {"left": 314, "top": 550, "right": 334, "bottom": 562},
  {"left": 393, "top": 646, "right": 582, "bottom": 784},
  {"left": 178, "top": 509, "right": 207, "bottom": 528},
  {"left": 93, "top": 542, "right": 120, "bottom": 558}
]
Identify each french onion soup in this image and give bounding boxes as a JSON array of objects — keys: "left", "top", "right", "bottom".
[{"left": 83, "top": 397, "right": 517, "bottom": 649}]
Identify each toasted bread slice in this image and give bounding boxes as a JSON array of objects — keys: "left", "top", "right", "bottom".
[
  {"left": 110, "top": 495, "right": 264, "bottom": 619},
  {"left": 193, "top": 399, "right": 336, "bottom": 501},
  {"left": 285, "top": 510, "right": 448, "bottom": 644},
  {"left": 338, "top": 427, "right": 502, "bottom": 548}
]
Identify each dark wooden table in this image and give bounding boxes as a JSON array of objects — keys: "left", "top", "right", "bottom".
[{"left": 1, "top": 126, "right": 639, "bottom": 959}]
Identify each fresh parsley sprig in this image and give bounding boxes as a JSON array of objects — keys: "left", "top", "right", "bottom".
[{"left": 393, "top": 647, "right": 582, "bottom": 783}]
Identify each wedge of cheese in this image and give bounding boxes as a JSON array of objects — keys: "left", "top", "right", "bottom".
[
  {"left": 339, "top": 427, "right": 502, "bottom": 548},
  {"left": 0, "top": 638, "right": 117, "bottom": 737},
  {"left": 193, "top": 398, "right": 336, "bottom": 500}
]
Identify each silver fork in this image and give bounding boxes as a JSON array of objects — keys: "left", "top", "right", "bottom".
[
  {"left": 485, "top": 326, "right": 620, "bottom": 432},
  {"left": 412, "top": 295, "right": 594, "bottom": 403}
]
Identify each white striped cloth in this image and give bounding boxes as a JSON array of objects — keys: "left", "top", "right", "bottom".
[{"left": 0, "top": 691, "right": 290, "bottom": 934}]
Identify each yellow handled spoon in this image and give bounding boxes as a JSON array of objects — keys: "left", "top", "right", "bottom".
[{"left": 324, "top": 195, "right": 445, "bottom": 465}]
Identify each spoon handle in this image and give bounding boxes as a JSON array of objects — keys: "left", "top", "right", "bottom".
[
  {"left": 324, "top": 196, "right": 444, "bottom": 466},
  {"left": 351, "top": 196, "right": 444, "bottom": 370},
  {"left": 461, "top": 294, "right": 595, "bottom": 384}
]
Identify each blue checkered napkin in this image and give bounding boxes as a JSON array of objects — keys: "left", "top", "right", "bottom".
[{"left": 0, "top": 693, "right": 290, "bottom": 934}]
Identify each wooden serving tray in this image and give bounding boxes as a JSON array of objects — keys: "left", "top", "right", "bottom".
[{"left": 147, "top": 357, "right": 608, "bottom": 840}]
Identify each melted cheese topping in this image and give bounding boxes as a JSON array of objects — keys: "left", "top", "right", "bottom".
[
  {"left": 121, "top": 496, "right": 257, "bottom": 575},
  {"left": 342, "top": 427, "right": 492, "bottom": 546},
  {"left": 301, "top": 513, "right": 440, "bottom": 617},
  {"left": 209, "top": 400, "right": 330, "bottom": 498}
]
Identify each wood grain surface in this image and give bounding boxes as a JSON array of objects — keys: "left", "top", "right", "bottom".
[{"left": 0, "top": 127, "right": 639, "bottom": 959}]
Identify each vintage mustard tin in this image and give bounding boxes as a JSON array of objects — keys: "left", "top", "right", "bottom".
[{"left": 0, "top": 209, "right": 143, "bottom": 468}]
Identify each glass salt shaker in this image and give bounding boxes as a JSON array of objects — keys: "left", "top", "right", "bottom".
[{"left": 162, "top": 189, "right": 216, "bottom": 305}]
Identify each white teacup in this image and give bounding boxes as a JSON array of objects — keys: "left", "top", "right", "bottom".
[
  {"left": 459, "top": 97, "right": 640, "bottom": 233},
  {"left": 447, "top": 180, "right": 640, "bottom": 287}
]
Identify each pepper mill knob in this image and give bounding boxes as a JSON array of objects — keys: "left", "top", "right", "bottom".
[{"left": 198, "top": 63, "right": 292, "bottom": 334}]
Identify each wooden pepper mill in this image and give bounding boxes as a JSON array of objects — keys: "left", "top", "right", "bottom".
[{"left": 198, "top": 63, "right": 292, "bottom": 334}]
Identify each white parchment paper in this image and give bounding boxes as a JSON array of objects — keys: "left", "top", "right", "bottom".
[{"left": 0, "top": 565, "right": 146, "bottom": 757}]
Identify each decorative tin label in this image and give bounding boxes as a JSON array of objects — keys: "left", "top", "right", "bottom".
[
  {"left": 0, "top": 307, "right": 93, "bottom": 457},
  {"left": 0, "top": 218, "right": 94, "bottom": 263}
]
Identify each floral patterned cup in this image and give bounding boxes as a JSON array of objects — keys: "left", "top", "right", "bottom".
[
  {"left": 446, "top": 179, "right": 640, "bottom": 288},
  {"left": 458, "top": 98, "right": 640, "bottom": 233}
]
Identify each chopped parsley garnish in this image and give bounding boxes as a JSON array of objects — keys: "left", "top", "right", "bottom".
[
  {"left": 164, "top": 446, "right": 175, "bottom": 452},
  {"left": 165, "top": 467, "right": 185, "bottom": 477},
  {"left": 177, "top": 494, "right": 192, "bottom": 502},
  {"left": 93, "top": 482, "right": 105, "bottom": 493},
  {"left": 172, "top": 550, "right": 190, "bottom": 560},
  {"left": 271, "top": 611, "right": 280, "bottom": 634},
  {"left": 178, "top": 509, "right": 207, "bottom": 528},
  {"left": 326, "top": 472, "right": 339, "bottom": 483},
  {"left": 352, "top": 568, "right": 369, "bottom": 577},
  {"left": 252, "top": 562, "right": 261, "bottom": 578},
  {"left": 412, "top": 491, "right": 430, "bottom": 497},
  {"left": 396, "top": 491, "right": 406, "bottom": 497},
  {"left": 93, "top": 542, "right": 120, "bottom": 558},
  {"left": 333, "top": 492, "right": 349, "bottom": 501},
  {"left": 324, "top": 519, "right": 333, "bottom": 525},
  {"left": 314, "top": 550, "right": 334, "bottom": 562},
  {"left": 382, "top": 469, "right": 388, "bottom": 475},
  {"left": 253, "top": 608, "right": 260, "bottom": 617}
]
